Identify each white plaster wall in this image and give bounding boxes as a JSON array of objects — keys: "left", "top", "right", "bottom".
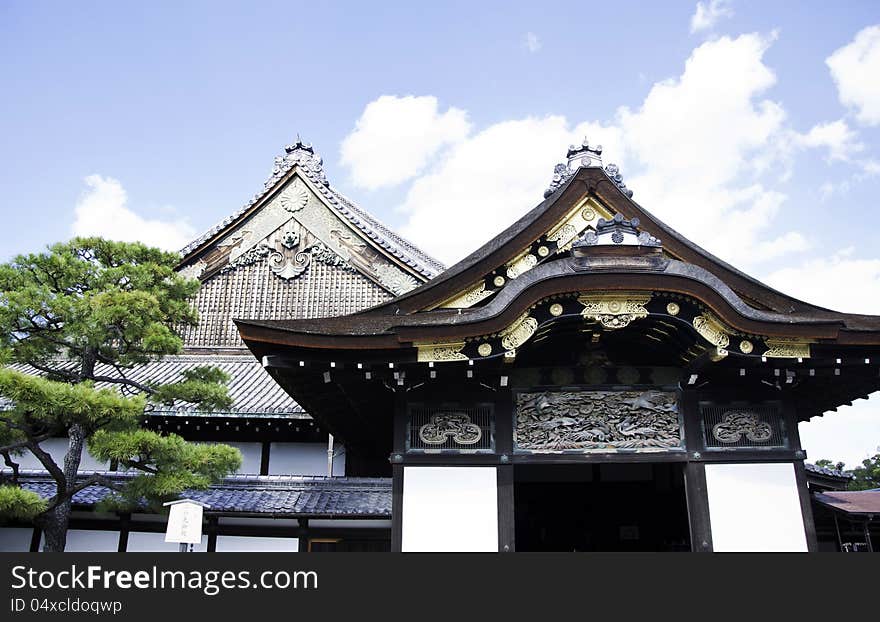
[
  {"left": 216, "top": 442, "right": 262, "bottom": 474},
  {"left": 705, "top": 462, "right": 808, "bottom": 552},
  {"left": 126, "top": 531, "right": 207, "bottom": 552},
  {"left": 269, "top": 442, "right": 345, "bottom": 476},
  {"left": 215, "top": 535, "right": 299, "bottom": 552},
  {"left": 60, "top": 529, "right": 119, "bottom": 552},
  {"left": 401, "top": 466, "right": 498, "bottom": 552},
  {"left": 2, "top": 437, "right": 108, "bottom": 471},
  {"left": 0, "top": 528, "right": 34, "bottom": 551}
]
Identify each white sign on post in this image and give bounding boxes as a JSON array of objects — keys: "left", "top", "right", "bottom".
[{"left": 163, "top": 500, "right": 208, "bottom": 544}]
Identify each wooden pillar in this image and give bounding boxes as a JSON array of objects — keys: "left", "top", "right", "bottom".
[
  {"left": 117, "top": 513, "right": 131, "bottom": 552},
  {"left": 260, "top": 442, "right": 271, "bottom": 476},
  {"left": 390, "top": 464, "right": 404, "bottom": 552},
  {"left": 496, "top": 388, "right": 515, "bottom": 552},
  {"left": 298, "top": 518, "right": 310, "bottom": 552},
  {"left": 680, "top": 389, "right": 712, "bottom": 551},
  {"left": 834, "top": 513, "right": 843, "bottom": 552},
  {"left": 683, "top": 462, "right": 713, "bottom": 552},
  {"left": 29, "top": 527, "right": 42, "bottom": 552},
  {"left": 497, "top": 465, "right": 514, "bottom": 552},
  {"left": 207, "top": 516, "right": 219, "bottom": 552},
  {"left": 390, "top": 389, "right": 407, "bottom": 552},
  {"left": 791, "top": 460, "right": 819, "bottom": 552},
  {"left": 785, "top": 399, "right": 819, "bottom": 552}
]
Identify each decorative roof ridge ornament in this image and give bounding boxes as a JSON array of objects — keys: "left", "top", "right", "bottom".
[
  {"left": 544, "top": 137, "right": 601, "bottom": 198},
  {"left": 543, "top": 137, "right": 634, "bottom": 198},
  {"left": 572, "top": 213, "right": 661, "bottom": 249},
  {"left": 178, "top": 136, "right": 443, "bottom": 278},
  {"left": 267, "top": 136, "right": 330, "bottom": 191},
  {"left": 604, "top": 163, "right": 633, "bottom": 198}
]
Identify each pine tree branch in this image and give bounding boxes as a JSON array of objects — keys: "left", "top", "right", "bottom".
[
  {"left": 22, "top": 360, "right": 78, "bottom": 381},
  {"left": 121, "top": 460, "right": 159, "bottom": 475},
  {"left": 61, "top": 474, "right": 126, "bottom": 501},
  {"left": 24, "top": 440, "right": 65, "bottom": 492},
  {"left": 1, "top": 451, "right": 20, "bottom": 485},
  {"left": 87, "top": 375, "right": 155, "bottom": 394},
  {"left": 0, "top": 433, "right": 54, "bottom": 454}
]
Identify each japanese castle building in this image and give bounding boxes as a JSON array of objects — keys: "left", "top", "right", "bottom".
[{"left": 3, "top": 138, "right": 879, "bottom": 552}]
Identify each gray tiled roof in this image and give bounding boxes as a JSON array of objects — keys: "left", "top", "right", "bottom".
[
  {"left": 19, "top": 471, "right": 391, "bottom": 517},
  {"left": 180, "top": 139, "right": 444, "bottom": 279},
  {"left": 805, "top": 463, "right": 853, "bottom": 480},
  {"left": 5, "top": 354, "right": 305, "bottom": 417}
]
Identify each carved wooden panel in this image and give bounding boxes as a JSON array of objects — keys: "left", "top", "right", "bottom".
[
  {"left": 515, "top": 390, "right": 682, "bottom": 452},
  {"left": 700, "top": 403, "right": 787, "bottom": 449},
  {"left": 408, "top": 404, "right": 494, "bottom": 452}
]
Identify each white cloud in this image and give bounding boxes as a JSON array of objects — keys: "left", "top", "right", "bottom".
[
  {"left": 385, "top": 33, "right": 811, "bottom": 268},
  {"left": 764, "top": 248, "right": 880, "bottom": 314},
  {"left": 396, "top": 116, "right": 622, "bottom": 262},
  {"left": 71, "top": 174, "right": 195, "bottom": 252},
  {"left": 690, "top": 0, "right": 734, "bottom": 34},
  {"left": 340, "top": 95, "right": 471, "bottom": 190},
  {"left": 524, "top": 32, "right": 541, "bottom": 53},
  {"left": 342, "top": 34, "right": 869, "bottom": 277},
  {"left": 827, "top": 25, "right": 880, "bottom": 126},
  {"left": 793, "top": 119, "right": 863, "bottom": 162}
]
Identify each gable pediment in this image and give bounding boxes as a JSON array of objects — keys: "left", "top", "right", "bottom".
[{"left": 179, "top": 169, "right": 422, "bottom": 296}]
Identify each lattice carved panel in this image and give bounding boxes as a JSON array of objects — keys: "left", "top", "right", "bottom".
[
  {"left": 700, "top": 403, "right": 787, "bottom": 449},
  {"left": 408, "top": 404, "right": 494, "bottom": 452}
]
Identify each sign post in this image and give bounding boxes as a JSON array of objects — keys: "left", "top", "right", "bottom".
[{"left": 163, "top": 499, "right": 210, "bottom": 552}]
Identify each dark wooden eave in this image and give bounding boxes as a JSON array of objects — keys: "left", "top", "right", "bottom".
[{"left": 236, "top": 253, "right": 880, "bottom": 351}]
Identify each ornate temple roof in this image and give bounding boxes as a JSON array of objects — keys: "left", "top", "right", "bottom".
[
  {"left": 179, "top": 139, "right": 444, "bottom": 278},
  {"left": 236, "top": 145, "right": 880, "bottom": 428}
]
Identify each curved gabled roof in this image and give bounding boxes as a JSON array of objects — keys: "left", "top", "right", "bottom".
[
  {"left": 365, "top": 165, "right": 851, "bottom": 316},
  {"left": 237, "top": 164, "right": 880, "bottom": 342},
  {"left": 178, "top": 139, "right": 444, "bottom": 279}
]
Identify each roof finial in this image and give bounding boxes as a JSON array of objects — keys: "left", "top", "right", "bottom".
[
  {"left": 285, "top": 135, "right": 314, "bottom": 155},
  {"left": 544, "top": 139, "right": 634, "bottom": 199},
  {"left": 566, "top": 137, "right": 603, "bottom": 169}
]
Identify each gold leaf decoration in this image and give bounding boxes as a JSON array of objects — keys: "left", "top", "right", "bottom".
[{"left": 578, "top": 292, "right": 652, "bottom": 330}]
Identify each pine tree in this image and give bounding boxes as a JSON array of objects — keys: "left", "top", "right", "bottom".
[{"left": 0, "top": 238, "right": 241, "bottom": 551}]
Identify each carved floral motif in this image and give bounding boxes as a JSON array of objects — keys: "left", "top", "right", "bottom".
[
  {"left": 374, "top": 263, "right": 419, "bottom": 296},
  {"left": 500, "top": 315, "right": 539, "bottom": 351},
  {"left": 692, "top": 314, "right": 730, "bottom": 349},
  {"left": 506, "top": 253, "right": 538, "bottom": 279},
  {"left": 711, "top": 411, "right": 773, "bottom": 444},
  {"left": 579, "top": 292, "right": 651, "bottom": 329},
  {"left": 763, "top": 338, "right": 811, "bottom": 359},
  {"left": 416, "top": 342, "right": 468, "bottom": 362},
  {"left": 278, "top": 181, "right": 310, "bottom": 213},
  {"left": 418, "top": 413, "right": 482, "bottom": 446}
]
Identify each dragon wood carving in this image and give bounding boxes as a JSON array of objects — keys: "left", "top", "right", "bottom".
[{"left": 515, "top": 390, "right": 681, "bottom": 451}]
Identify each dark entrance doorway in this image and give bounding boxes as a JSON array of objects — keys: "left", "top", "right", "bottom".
[{"left": 514, "top": 463, "right": 691, "bottom": 551}]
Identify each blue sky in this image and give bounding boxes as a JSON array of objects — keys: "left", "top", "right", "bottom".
[{"left": 1, "top": 0, "right": 879, "bottom": 465}]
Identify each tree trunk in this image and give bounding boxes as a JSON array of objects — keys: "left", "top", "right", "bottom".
[
  {"left": 38, "top": 502, "right": 71, "bottom": 552},
  {"left": 38, "top": 423, "right": 86, "bottom": 552}
]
